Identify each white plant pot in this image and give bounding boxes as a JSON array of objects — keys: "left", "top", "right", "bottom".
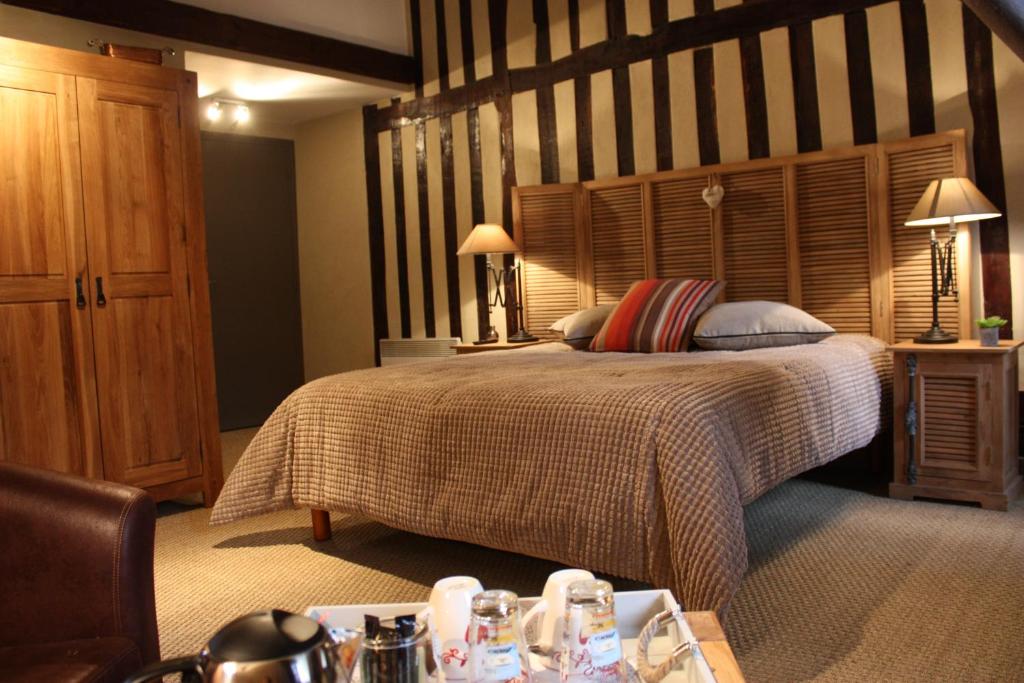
[{"left": 979, "top": 327, "right": 1000, "bottom": 347}]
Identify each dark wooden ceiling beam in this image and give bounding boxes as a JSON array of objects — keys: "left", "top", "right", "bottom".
[
  {"left": 962, "top": 0, "right": 1024, "bottom": 61},
  {"left": 511, "top": 0, "right": 894, "bottom": 92},
  {"left": 374, "top": 76, "right": 498, "bottom": 129},
  {"left": 0, "top": 0, "right": 418, "bottom": 84},
  {"left": 374, "top": 0, "right": 894, "bottom": 129}
]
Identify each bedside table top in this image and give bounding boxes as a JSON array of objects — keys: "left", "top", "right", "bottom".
[
  {"left": 888, "top": 339, "right": 1023, "bottom": 353},
  {"left": 451, "top": 340, "right": 547, "bottom": 353}
]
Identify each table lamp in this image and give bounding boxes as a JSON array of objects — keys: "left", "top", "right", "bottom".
[
  {"left": 456, "top": 224, "right": 538, "bottom": 344},
  {"left": 904, "top": 177, "right": 1001, "bottom": 344}
]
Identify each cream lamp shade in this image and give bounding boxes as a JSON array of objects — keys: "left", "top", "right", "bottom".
[
  {"left": 904, "top": 177, "right": 1001, "bottom": 226},
  {"left": 456, "top": 223, "right": 520, "bottom": 255}
]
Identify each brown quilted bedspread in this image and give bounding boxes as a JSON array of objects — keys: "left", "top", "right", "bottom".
[{"left": 211, "top": 335, "right": 891, "bottom": 618}]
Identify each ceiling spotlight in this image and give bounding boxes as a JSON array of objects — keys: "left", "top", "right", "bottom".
[
  {"left": 205, "top": 99, "right": 251, "bottom": 125},
  {"left": 205, "top": 101, "right": 222, "bottom": 122}
]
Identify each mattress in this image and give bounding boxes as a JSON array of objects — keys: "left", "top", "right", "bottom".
[{"left": 211, "top": 335, "right": 891, "bottom": 619}]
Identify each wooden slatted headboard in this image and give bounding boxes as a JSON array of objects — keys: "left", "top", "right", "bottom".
[{"left": 512, "top": 130, "right": 971, "bottom": 344}]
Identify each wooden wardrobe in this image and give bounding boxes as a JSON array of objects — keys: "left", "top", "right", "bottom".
[{"left": 0, "top": 37, "right": 223, "bottom": 504}]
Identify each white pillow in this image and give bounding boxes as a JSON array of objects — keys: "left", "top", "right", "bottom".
[
  {"left": 549, "top": 304, "right": 616, "bottom": 348},
  {"left": 693, "top": 301, "right": 835, "bottom": 351}
]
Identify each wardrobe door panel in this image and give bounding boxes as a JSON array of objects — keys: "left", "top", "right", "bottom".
[
  {"left": 77, "top": 77, "right": 202, "bottom": 487},
  {"left": 0, "top": 89, "right": 63, "bottom": 276},
  {"left": 101, "top": 102, "right": 172, "bottom": 274},
  {"left": 0, "top": 303, "right": 88, "bottom": 474},
  {"left": 0, "top": 66, "right": 101, "bottom": 476}
]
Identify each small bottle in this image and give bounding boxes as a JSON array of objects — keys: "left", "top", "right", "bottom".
[
  {"left": 559, "top": 580, "right": 627, "bottom": 683},
  {"left": 467, "top": 590, "right": 533, "bottom": 683}
]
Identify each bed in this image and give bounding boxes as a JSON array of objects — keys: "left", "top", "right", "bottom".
[
  {"left": 212, "top": 131, "right": 979, "bottom": 619},
  {"left": 211, "top": 335, "right": 891, "bottom": 618}
]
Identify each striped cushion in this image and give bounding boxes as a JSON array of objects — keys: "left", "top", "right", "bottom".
[{"left": 590, "top": 279, "right": 724, "bottom": 353}]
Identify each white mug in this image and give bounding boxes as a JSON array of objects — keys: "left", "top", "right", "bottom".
[
  {"left": 423, "top": 576, "right": 484, "bottom": 681},
  {"left": 521, "top": 568, "right": 595, "bottom": 670}
]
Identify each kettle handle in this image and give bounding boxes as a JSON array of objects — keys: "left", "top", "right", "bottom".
[{"left": 123, "top": 655, "right": 203, "bottom": 683}]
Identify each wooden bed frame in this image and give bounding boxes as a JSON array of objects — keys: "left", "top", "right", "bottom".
[{"left": 310, "top": 130, "right": 973, "bottom": 541}]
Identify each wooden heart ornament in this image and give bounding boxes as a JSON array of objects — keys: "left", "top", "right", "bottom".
[{"left": 702, "top": 184, "right": 724, "bottom": 209}]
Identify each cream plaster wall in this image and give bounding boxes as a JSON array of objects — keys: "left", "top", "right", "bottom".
[
  {"left": 294, "top": 108, "right": 376, "bottom": 379},
  {"left": 0, "top": 5, "right": 188, "bottom": 66}
]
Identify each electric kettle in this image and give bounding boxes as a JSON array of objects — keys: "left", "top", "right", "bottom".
[{"left": 124, "top": 609, "right": 363, "bottom": 683}]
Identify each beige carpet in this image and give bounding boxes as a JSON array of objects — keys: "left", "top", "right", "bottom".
[{"left": 156, "top": 434, "right": 1024, "bottom": 681}]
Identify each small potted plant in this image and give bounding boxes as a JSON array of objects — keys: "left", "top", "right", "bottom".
[{"left": 977, "top": 315, "right": 1007, "bottom": 347}]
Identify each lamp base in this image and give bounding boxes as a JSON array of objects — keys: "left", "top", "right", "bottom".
[
  {"left": 914, "top": 327, "right": 958, "bottom": 344},
  {"left": 507, "top": 329, "right": 539, "bottom": 343},
  {"left": 474, "top": 325, "right": 500, "bottom": 345}
]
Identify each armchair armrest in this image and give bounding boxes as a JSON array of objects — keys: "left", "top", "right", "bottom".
[{"left": 0, "top": 463, "right": 160, "bottom": 663}]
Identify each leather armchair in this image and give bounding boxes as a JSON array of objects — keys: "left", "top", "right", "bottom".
[{"left": 0, "top": 462, "right": 160, "bottom": 682}]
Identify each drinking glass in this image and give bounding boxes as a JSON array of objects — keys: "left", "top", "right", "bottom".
[
  {"left": 559, "top": 580, "right": 627, "bottom": 683},
  {"left": 466, "top": 590, "right": 533, "bottom": 683}
]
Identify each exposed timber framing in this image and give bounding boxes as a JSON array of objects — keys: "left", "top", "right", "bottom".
[
  {"left": 0, "top": 0, "right": 418, "bottom": 83},
  {"left": 371, "top": 0, "right": 896, "bottom": 131},
  {"left": 962, "top": 0, "right": 1024, "bottom": 62}
]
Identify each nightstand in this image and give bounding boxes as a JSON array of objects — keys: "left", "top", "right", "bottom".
[
  {"left": 451, "top": 340, "right": 546, "bottom": 355},
  {"left": 889, "top": 340, "right": 1023, "bottom": 510}
]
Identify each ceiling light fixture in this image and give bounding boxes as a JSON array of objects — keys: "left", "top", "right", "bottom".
[
  {"left": 205, "top": 101, "right": 222, "bottom": 122},
  {"left": 204, "top": 99, "right": 251, "bottom": 125},
  {"left": 233, "top": 103, "right": 251, "bottom": 124}
]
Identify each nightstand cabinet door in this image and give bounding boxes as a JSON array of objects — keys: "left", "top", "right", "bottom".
[
  {"left": 891, "top": 343, "right": 1021, "bottom": 510},
  {"left": 915, "top": 359, "right": 992, "bottom": 483}
]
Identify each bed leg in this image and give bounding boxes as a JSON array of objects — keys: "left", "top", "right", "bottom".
[{"left": 311, "top": 509, "right": 332, "bottom": 541}]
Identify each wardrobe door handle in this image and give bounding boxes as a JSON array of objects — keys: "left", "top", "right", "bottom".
[
  {"left": 95, "top": 277, "right": 107, "bottom": 307},
  {"left": 74, "top": 277, "right": 86, "bottom": 309}
]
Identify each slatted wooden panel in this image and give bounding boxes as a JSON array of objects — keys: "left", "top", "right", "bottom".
[
  {"left": 589, "top": 184, "right": 646, "bottom": 304},
  {"left": 517, "top": 189, "right": 581, "bottom": 339},
  {"left": 922, "top": 374, "right": 977, "bottom": 464},
  {"left": 720, "top": 168, "right": 788, "bottom": 302},
  {"left": 886, "top": 144, "right": 961, "bottom": 342},
  {"left": 795, "top": 158, "right": 873, "bottom": 333},
  {"left": 515, "top": 131, "right": 970, "bottom": 345},
  {"left": 650, "top": 176, "right": 715, "bottom": 278}
]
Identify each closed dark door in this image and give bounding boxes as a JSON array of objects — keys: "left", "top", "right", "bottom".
[{"left": 201, "top": 133, "right": 303, "bottom": 430}]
